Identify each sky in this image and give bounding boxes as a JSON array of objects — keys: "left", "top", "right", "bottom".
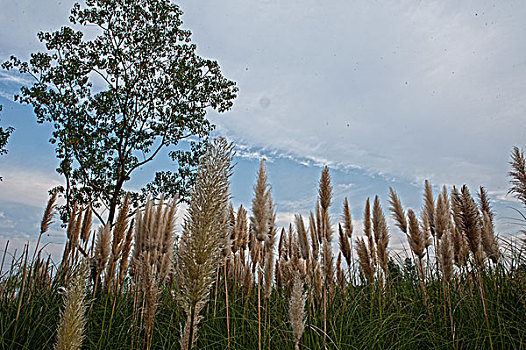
[{"left": 0, "top": 0, "right": 525, "bottom": 263}]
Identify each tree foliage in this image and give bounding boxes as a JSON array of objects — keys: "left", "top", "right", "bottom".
[
  {"left": 2, "top": 0, "right": 237, "bottom": 224},
  {"left": 0, "top": 105, "right": 14, "bottom": 181},
  {"left": 0, "top": 105, "right": 13, "bottom": 157}
]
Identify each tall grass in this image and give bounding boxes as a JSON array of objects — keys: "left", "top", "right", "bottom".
[{"left": 1, "top": 144, "right": 526, "bottom": 349}]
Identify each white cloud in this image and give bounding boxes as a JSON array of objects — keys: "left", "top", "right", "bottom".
[
  {"left": 177, "top": 0, "right": 526, "bottom": 193},
  {"left": 0, "top": 167, "right": 62, "bottom": 208}
]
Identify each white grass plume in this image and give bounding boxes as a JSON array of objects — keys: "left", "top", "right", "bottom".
[
  {"left": 55, "top": 260, "right": 88, "bottom": 350},
  {"left": 177, "top": 138, "right": 234, "bottom": 350}
]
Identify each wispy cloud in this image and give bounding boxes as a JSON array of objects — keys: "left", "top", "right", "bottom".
[
  {"left": 0, "top": 71, "right": 34, "bottom": 86},
  {"left": 188, "top": 0, "right": 526, "bottom": 193},
  {"left": 0, "top": 167, "right": 62, "bottom": 208}
]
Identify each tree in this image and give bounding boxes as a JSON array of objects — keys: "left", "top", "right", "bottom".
[
  {"left": 2, "top": 0, "right": 237, "bottom": 225},
  {"left": 0, "top": 105, "right": 14, "bottom": 181}
]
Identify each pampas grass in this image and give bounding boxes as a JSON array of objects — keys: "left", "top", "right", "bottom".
[
  {"left": 338, "top": 223, "right": 351, "bottom": 269},
  {"left": 177, "top": 137, "right": 233, "bottom": 350},
  {"left": 105, "top": 194, "right": 131, "bottom": 291},
  {"left": 355, "top": 237, "right": 374, "bottom": 284},
  {"left": 435, "top": 188, "right": 450, "bottom": 240},
  {"left": 509, "top": 146, "right": 526, "bottom": 207},
  {"left": 289, "top": 274, "right": 306, "bottom": 350},
  {"left": 479, "top": 187, "right": 499, "bottom": 263},
  {"left": 55, "top": 260, "right": 88, "bottom": 350},
  {"left": 389, "top": 187, "right": 407, "bottom": 234},
  {"left": 295, "top": 215, "right": 310, "bottom": 261},
  {"left": 407, "top": 209, "right": 426, "bottom": 260},
  {"left": 423, "top": 180, "right": 436, "bottom": 237},
  {"left": 3, "top": 145, "right": 526, "bottom": 350},
  {"left": 40, "top": 192, "right": 57, "bottom": 235},
  {"left": 452, "top": 185, "right": 484, "bottom": 264},
  {"left": 373, "top": 196, "right": 389, "bottom": 280},
  {"left": 93, "top": 224, "right": 111, "bottom": 290}
]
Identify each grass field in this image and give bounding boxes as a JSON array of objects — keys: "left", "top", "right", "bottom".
[{"left": 1, "top": 141, "right": 525, "bottom": 349}]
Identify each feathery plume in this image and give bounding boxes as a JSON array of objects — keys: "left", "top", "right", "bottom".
[
  {"left": 177, "top": 138, "right": 234, "bottom": 350},
  {"left": 106, "top": 194, "right": 131, "bottom": 289},
  {"left": 508, "top": 146, "right": 526, "bottom": 207},
  {"left": 80, "top": 205, "right": 92, "bottom": 244},
  {"left": 229, "top": 204, "right": 237, "bottom": 253},
  {"left": 319, "top": 166, "right": 332, "bottom": 211},
  {"left": 289, "top": 274, "right": 307, "bottom": 350},
  {"left": 66, "top": 203, "right": 78, "bottom": 241},
  {"left": 142, "top": 257, "right": 159, "bottom": 339},
  {"left": 70, "top": 210, "right": 83, "bottom": 258},
  {"left": 451, "top": 187, "right": 463, "bottom": 236},
  {"left": 423, "top": 180, "right": 436, "bottom": 237},
  {"left": 317, "top": 167, "right": 334, "bottom": 286},
  {"left": 41, "top": 192, "right": 57, "bottom": 235},
  {"left": 459, "top": 185, "right": 483, "bottom": 263},
  {"left": 295, "top": 214, "right": 310, "bottom": 261},
  {"left": 452, "top": 224, "right": 468, "bottom": 268},
  {"left": 407, "top": 209, "right": 425, "bottom": 259},
  {"left": 313, "top": 262, "right": 323, "bottom": 300},
  {"left": 421, "top": 214, "right": 433, "bottom": 249},
  {"left": 117, "top": 219, "right": 135, "bottom": 290},
  {"left": 478, "top": 186, "right": 494, "bottom": 223},
  {"left": 388, "top": 187, "right": 407, "bottom": 234},
  {"left": 160, "top": 198, "right": 177, "bottom": 283},
  {"left": 243, "top": 261, "right": 253, "bottom": 294},
  {"left": 62, "top": 203, "right": 79, "bottom": 265},
  {"left": 336, "top": 252, "right": 346, "bottom": 291},
  {"left": 338, "top": 223, "right": 351, "bottom": 267},
  {"left": 264, "top": 201, "right": 277, "bottom": 299},
  {"left": 55, "top": 260, "right": 88, "bottom": 350},
  {"left": 315, "top": 200, "right": 322, "bottom": 244},
  {"left": 355, "top": 237, "right": 374, "bottom": 284},
  {"left": 481, "top": 211, "right": 499, "bottom": 264},
  {"left": 132, "top": 203, "right": 145, "bottom": 269},
  {"left": 372, "top": 196, "right": 389, "bottom": 276},
  {"left": 251, "top": 159, "right": 271, "bottom": 243},
  {"left": 278, "top": 227, "right": 289, "bottom": 261},
  {"left": 94, "top": 224, "right": 111, "bottom": 286},
  {"left": 275, "top": 259, "right": 282, "bottom": 291},
  {"left": 309, "top": 212, "right": 319, "bottom": 261},
  {"left": 342, "top": 197, "right": 353, "bottom": 238},
  {"left": 435, "top": 188, "right": 450, "bottom": 240},
  {"left": 235, "top": 205, "right": 248, "bottom": 253},
  {"left": 439, "top": 229, "right": 453, "bottom": 281},
  {"left": 364, "top": 198, "right": 376, "bottom": 267},
  {"left": 477, "top": 187, "right": 499, "bottom": 263}
]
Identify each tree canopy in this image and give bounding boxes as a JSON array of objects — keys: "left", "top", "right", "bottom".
[{"left": 2, "top": 0, "right": 238, "bottom": 225}]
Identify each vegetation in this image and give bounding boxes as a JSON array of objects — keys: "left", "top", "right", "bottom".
[
  {"left": 0, "top": 105, "right": 13, "bottom": 156},
  {"left": 1, "top": 141, "right": 525, "bottom": 349},
  {"left": 1, "top": 0, "right": 238, "bottom": 225},
  {"left": 0, "top": 105, "right": 14, "bottom": 180}
]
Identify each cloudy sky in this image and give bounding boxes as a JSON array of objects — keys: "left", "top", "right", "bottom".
[{"left": 0, "top": 0, "right": 525, "bottom": 262}]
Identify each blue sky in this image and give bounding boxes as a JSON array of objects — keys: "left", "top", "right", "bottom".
[{"left": 0, "top": 0, "right": 525, "bottom": 262}]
